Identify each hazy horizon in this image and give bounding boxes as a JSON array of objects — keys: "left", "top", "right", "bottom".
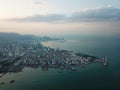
[
  {"left": 0, "top": 1, "right": 120, "bottom": 90},
  {"left": 0, "top": 0, "right": 120, "bottom": 37}
]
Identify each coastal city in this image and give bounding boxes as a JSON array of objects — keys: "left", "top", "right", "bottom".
[
  {"left": 0, "top": 0, "right": 119, "bottom": 89},
  {"left": 0, "top": 39, "right": 107, "bottom": 77}
]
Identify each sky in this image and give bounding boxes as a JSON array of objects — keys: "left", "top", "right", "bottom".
[{"left": 0, "top": 0, "right": 120, "bottom": 36}]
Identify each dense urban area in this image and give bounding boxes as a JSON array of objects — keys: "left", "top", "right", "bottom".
[{"left": 0, "top": 33, "right": 107, "bottom": 78}]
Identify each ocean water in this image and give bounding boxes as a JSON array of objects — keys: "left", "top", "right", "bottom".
[{"left": 0, "top": 35, "right": 120, "bottom": 90}]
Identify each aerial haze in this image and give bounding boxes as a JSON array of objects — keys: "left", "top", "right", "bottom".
[
  {"left": 0, "top": 0, "right": 120, "bottom": 36},
  {"left": 0, "top": 0, "right": 120, "bottom": 90}
]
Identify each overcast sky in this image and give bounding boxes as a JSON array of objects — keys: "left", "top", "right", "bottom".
[{"left": 0, "top": 0, "right": 120, "bottom": 36}]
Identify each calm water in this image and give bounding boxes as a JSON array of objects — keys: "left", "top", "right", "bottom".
[{"left": 0, "top": 35, "right": 120, "bottom": 90}]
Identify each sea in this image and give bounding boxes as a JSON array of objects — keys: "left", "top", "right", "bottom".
[{"left": 0, "top": 34, "right": 120, "bottom": 90}]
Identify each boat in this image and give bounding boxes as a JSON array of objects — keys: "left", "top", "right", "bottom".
[
  {"left": 103, "top": 57, "right": 107, "bottom": 66},
  {"left": 10, "top": 80, "right": 15, "bottom": 84}
]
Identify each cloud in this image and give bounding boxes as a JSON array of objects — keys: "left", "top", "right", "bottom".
[
  {"left": 107, "top": 5, "right": 112, "bottom": 8},
  {"left": 6, "top": 6, "right": 120, "bottom": 23},
  {"left": 33, "top": 1, "right": 48, "bottom": 6},
  {"left": 33, "top": 1, "right": 51, "bottom": 13},
  {"left": 68, "top": 6, "right": 120, "bottom": 22},
  {"left": 8, "top": 14, "right": 65, "bottom": 23}
]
